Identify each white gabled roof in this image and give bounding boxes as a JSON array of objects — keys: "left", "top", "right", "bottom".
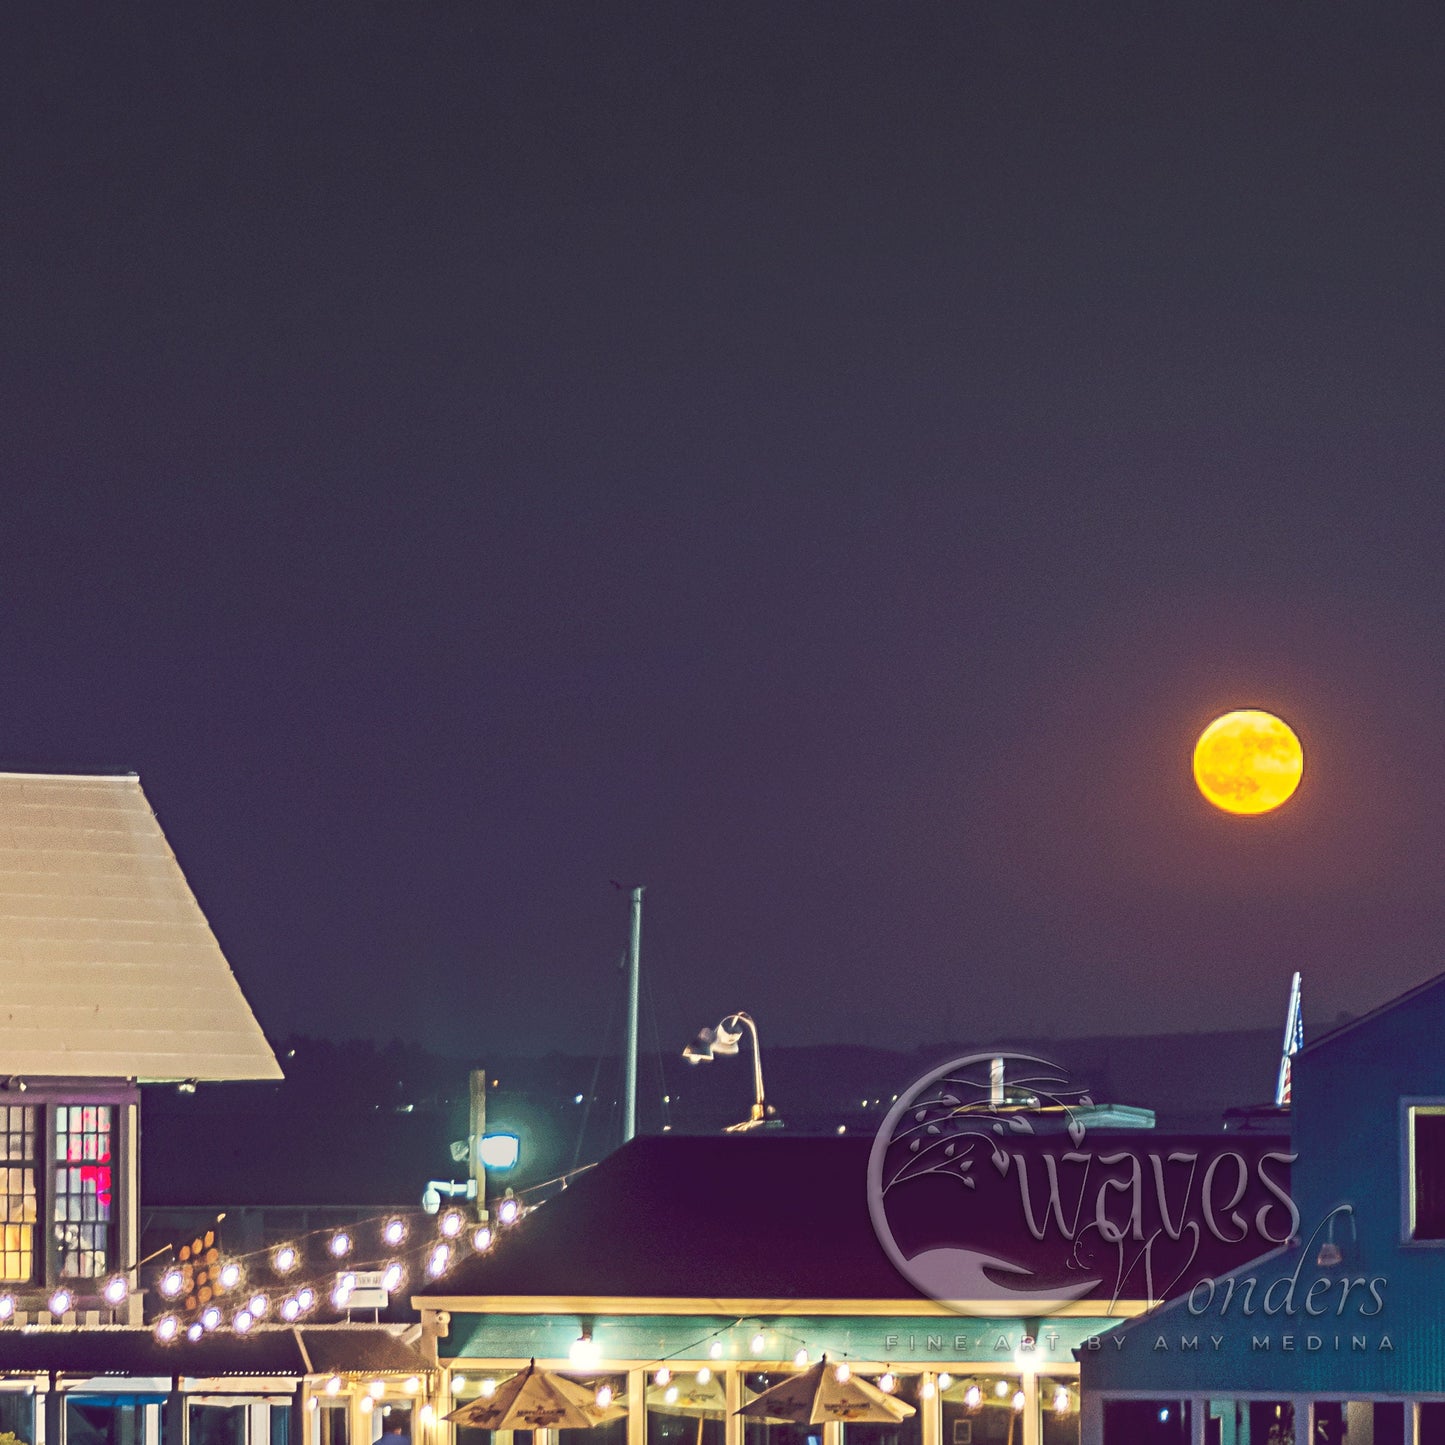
[{"left": 0, "top": 772, "right": 282, "bottom": 1082}]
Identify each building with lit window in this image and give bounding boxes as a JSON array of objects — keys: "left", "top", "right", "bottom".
[{"left": 1079, "top": 971, "right": 1445, "bottom": 1445}]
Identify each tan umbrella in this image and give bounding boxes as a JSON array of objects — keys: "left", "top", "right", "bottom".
[
  {"left": 647, "top": 1374, "right": 732, "bottom": 1418},
  {"left": 736, "top": 1360, "right": 916, "bottom": 1425},
  {"left": 446, "top": 1363, "right": 626, "bottom": 1430}
]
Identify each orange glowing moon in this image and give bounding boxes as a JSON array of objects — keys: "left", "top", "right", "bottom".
[{"left": 1193, "top": 709, "right": 1304, "bottom": 815}]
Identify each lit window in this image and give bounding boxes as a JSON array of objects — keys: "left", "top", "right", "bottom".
[
  {"left": 0, "top": 1105, "right": 38, "bottom": 1282},
  {"left": 54, "top": 1105, "right": 113, "bottom": 1277}
]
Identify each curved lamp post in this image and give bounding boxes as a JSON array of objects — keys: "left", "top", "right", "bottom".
[{"left": 682, "top": 1011, "right": 782, "bottom": 1132}]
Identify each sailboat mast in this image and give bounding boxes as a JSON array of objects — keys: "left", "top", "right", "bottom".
[{"left": 622, "top": 885, "right": 644, "bottom": 1142}]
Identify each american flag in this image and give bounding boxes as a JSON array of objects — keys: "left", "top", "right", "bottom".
[{"left": 1275, "top": 971, "right": 1304, "bottom": 1107}]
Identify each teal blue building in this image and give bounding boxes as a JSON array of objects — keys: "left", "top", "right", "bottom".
[{"left": 1079, "top": 972, "right": 1445, "bottom": 1445}]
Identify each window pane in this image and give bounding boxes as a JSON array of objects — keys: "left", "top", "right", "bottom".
[
  {"left": 0, "top": 1390, "right": 36, "bottom": 1444},
  {"left": 649, "top": 1372, "right": 723, "bottom": 1445},
  {"left": 54, "top": 1104, "right": 113, "bottom": 1277},
  {"left": 1039, "top": 1378, "right": 1079, "bottom": 1445},
  {"left": 941, "top": 1376, "right": 1024, "bottom": 1445},
  {"left": 744, "top": 1375, "right": 820, "bottom": 1445},
  {"left": 0, "top": 1107, "right": 37, "bottom": 1283},
  {"left": 843, "top": 1375, "right": 923, "bottom": 1445}
]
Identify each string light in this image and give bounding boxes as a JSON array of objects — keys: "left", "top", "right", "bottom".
[
  {"left": 404, "top": 1377, "right": 421, "bottom": 1395},
  {"left": 383, "top": 1219, "right": 407, "bottom": 1246},
  {"left": 878, "top": 1373, "right": 896, "bottom": 1394},
  {"left": 419, "top": 1405, "right": 435, "bottom": 1427},
  {"left": 452, "top": 1376, "right": 468, "bottom": 1394},
  {"left": 793, "top": 1349, "right": 808, "bottom": 1367},
  {"left": 382, "top": 1263, "right": 404, "bottom": 1293},
  {"left": 833, "top": 1364, "right": 850, "bottom": 1383},
  {"left": 696, "top": 1368, "right": 711, "bottom": 1385},
  {"left": 1012, "top": 1391, "right": 1025, "bottom": 1412},
  {"left": 594, "top": 1387, "right": 613, "bottom": 1409},
  {"left": 570, "top": 1334, "right": 601, "bottom": 1368},
  {"left": 329, "top": 1232, "right": 352, "bottom": 1258},
  {"left": 249, "top": 1294, "right": 268, "bottom": 1317},
  {"left": 1053, "top": 1387, "right": 1071, "bottom": 1415},
  {"left": 427, "top": 1243, "right": 451, "bottom": 1278},
  {"left": 920, "top": 1378, "right": 936, "bottom": 1401},
  {"left": 664, "top": 1388, "right": 679, "bottom": 1405},
  {"left": 937, "top": 1374, "right": 953, "bottom": 1391},
  {"left": 274, "top": 1245, "right": 299, "bottom": 1272},
  {"left": 0, "top": 1295, "right": 13, "bottom": 1322},
  {"left": 964, "top": 1386, "right": 981, "bottom": 1408},
  {"left": 480, "top": 1380, "right": 496, "bottom": 1399},
  {"left": 326, "top": 1376, "right": 342, "bottom": 1396},
  {"left": 654, "top": 1368, "right": 671, "bottom": 1386},
  {"left": 359, "top": 1398, "right": 374, "bottom": 1416},
  {"left": 103, "top": 1276, "right": 129, "bottom": 1306},
  {"left": 440, "top": 1210, "right": 463, "bottom": 1239},
  {"left": 368, "top": 1382, "right": 385, "bottom": 1400},
  {"left": 751, "top": 1333, "right": 766, "bottom": 1353},
  {"left": 280, "top": 1298, "right": 300, "bottom": 1322},
  {"left": 497, "top": 1197, "right": 520, "bottom": 1225},
  {"left": 155, "top": 1316, "right": 179, "bottom": 1342},
  {"left": 297, "top": 1287, "right": 316, "bottom": 1312},
  {"left": 472, "top": 1226, "right": 492, "bottom": 1252},
  {"left": 709, "top": 1341, "right": 723, "bottom": 1360},
  {"left": 160, "top": 1269, "right": 185, "bottom": 1298},
  {"left": 187, "top": 1323, "right": 204, "bottom": 1342},
  {"left": 218, "top": 1262, "right": 241, "bottom": 1290},
  {"left": 234, "top": 1309, "right": 254, "bottom": 1333},
  {"left": 49, "top": 1290, "right": 72, "bottom": 1317},
  {"left": 995, "top": 1381, "right": 1009, "bottom": 1399}
]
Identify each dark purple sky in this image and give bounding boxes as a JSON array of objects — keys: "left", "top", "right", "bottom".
[{"left": 4, "top": 4, "right": 1445, "bottom": 1056}]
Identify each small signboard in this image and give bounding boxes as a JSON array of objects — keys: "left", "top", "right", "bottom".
[{"left": 346, "top": 1270, "right": 390, "bottom": 1310}]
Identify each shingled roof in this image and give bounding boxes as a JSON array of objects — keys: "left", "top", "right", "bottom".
[{"left": 0, "top": 773, "right": 280, "bottom": 1082}]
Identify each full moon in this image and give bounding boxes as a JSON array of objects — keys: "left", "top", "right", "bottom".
[{"left": 1193, "top": 709, "right": 1304, "bottom": 815}]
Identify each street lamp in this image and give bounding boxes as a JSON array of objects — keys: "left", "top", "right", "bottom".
[{"left": 682, "top": 1012, "right": 782, "bottom": 1131}]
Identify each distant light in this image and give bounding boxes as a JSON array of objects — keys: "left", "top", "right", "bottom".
[
  {"left": 331, "top": 1285, "right": 352, "bottom": 1309},
  {"left": 570, "top": 1334, "right": 601, "bottom": 1368},
  {"left": 574, "top": 1094, "right": 584, "bottom": 1105},
  {"left": 920, "top": 1379, "right": 935, "bottom": 1400},
  {"left": 419, "top": 1405, "right": 435, "bottom": 1427},
  {"left": 879, "top": 1373, "right": 896, "bottom": 1394},
  {"left": 274, "top": 1245, "right": 298, "bottom": 1273},
  {"left": 404, "top": 1377, "right": 421, "bottom": 1395},
  {"left": 497, "top": 1197, "right": 520, "bottom": 1225},
  {"left": 155, "top": 1315, "right": 178, "bottom": 1342},
  {"left": 160, "top": 1269, "right": 185, "bottom": 1298},
  {"left": 329, "top": 1232, "right": 352, "bottom": 1257},
  {"left": 709, "top": 1341, "right": 723, "bottom": 1360},
  {"left": 339, "top": 1272, "right": 357, "bottom": 1291},
  {"left": 1012, "top": 1392, "right": 1026, "bottom": 1412},
  {"left": 48, "top": 1290, "right": 72, "bottom": 1317},
  {"left": 472, "top": 1226, "right": 493, "bottom": 1253},
  {"left": 326, "top": 1376, "right": 342, "bottom": 1396},
  {"left": 383, "top": 1218, "right": 407, "bottom": 1246},
  {"left": 794, "top": 1349, "right": 808, "bottom": 1367},
  {"left": 697, "top": 1368, "right": 711, "bottom": 1385},
  {"left": 187, "top": 1323, "right": 204, "bottom": 1342},
  {"left": 440, "top": 1210, "right": 463, "bottom": 1239},
  {"left": 452, "top": 1376, "right": 468, "bottom": 1394},
  {"left": 595, "top": 1386, "right": 613, "bottom": 1409},
  {"left": 664, "top": 1388, "right": 679, "bottom": 1404},
  {"left": 383, "top": 1263, "right": 404, "bottom": 1293},
  {"left": 428, "top": 1243, "right": 451, "bottom": 1278},
  {"left": 280, "top": 1297, "right": 301, "bottom": 1321},
  {"left": 963, "top": 1386, "right": 980, "bottom": 1408},
  {"left": 103, "top": 1276, "right": 128, "bottom": 1306},
  {"left": 836, "top": 1125, "right": 846, "bottom": 1134},
  {"left": 995, "top": 1381, "right": 1009, "bottom": 1399},
  {"left": 480, "top": 1380, "right": 496, "bottom": 1399},
  {"left": 479, "top": 1133, "right": 520, "bottom": 1170},
  {"left": 751, "top": 1333, "right": 766, "bottom": 1353},
  {"left": 234, "top": 1309, "right": 254, "bottom": 1333},
  {"left": 369, "top": 1381, "right": 386, "bottom": 1400},
  {"left": 937, "top": 1374, "right": 952, "bottom": 1391},
  {"left": 0, "top": 1295, "right": 12, "bottom": 1322},
  {"left": 1158, "top": 1408, "right": 1171, "bottom": 1424},
  {"left": 201, "top": 1306, "right": 221, "bottom": 1331},
  {"left": 297, "top": 1287, "right": 316, "bottom": 1312},
  {"left": 654, "top": 1368, "right": 671, "bottom": 1386},
  {"left": 1053, "top": 1388, "right": 1071, "bottom": 1414},
  {"left": 359, "top": 1398, "right": 374, "bottom": 1416},
  {"left": 834, "top": 1365, "right": 850, "bottom": 1384},
  {"left": 249, "top": 1293, "right": 268, "bottom": 1317}
]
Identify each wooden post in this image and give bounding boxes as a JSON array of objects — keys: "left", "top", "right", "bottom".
[{"left": 469, "top": 1070, "right": 487, "bottom": 1209}]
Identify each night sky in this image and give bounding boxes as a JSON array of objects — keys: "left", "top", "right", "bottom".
[{"left": 4, "top": 4, "right": 1445, "bottom": 1057}]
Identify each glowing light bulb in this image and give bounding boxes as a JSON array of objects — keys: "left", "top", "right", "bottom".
[
  {"left": 440, "top": 1210, "right": 463, "bottom": 1238},
  {"left": 382, "top": 1263, "right": 404, "bottom": 1293},
  {"left": 570, "top": 1334, "right": 601, "bottom": 1367},
  {"left": 709, "top": 1340, "right": 723, "bottom": 1360},
  {"left": 419, "top": 1405, "right": 436, "bottom": 1427},
  {"left": 297, "top": 1287, "right": 316, "bottom": 1311},
  {"left": 329, "top": 1232, "right": 352, "bottom": 1257},
  {"left": 964, "top": 1386, "right": 981, "bottom": 1408},
  {"left": 326, "top": 1376, "right": 342, "bottom": 1396},
  {"left": 49, "top": 1290, "right": 72, "bottom": 1317},
  {"left": 359, "top": 1398, "right": 374, "bottom": 1416},
  {"left": 249, "top": 1294, "right": 268, "bottom": 1317},
  {"left": 879, "top": 1373, "right": 896, "bottom": 1394},
  {"left": 102, "top": 1276, "right": 128, "bottom": 1306},
  {"left": 497, "top": 1198, "right": 520, "bottom": 1225},
  {"left": 595, "top": 1386, "right": 613, "bottom": 1409},
  {"left": 234, "top": 1309, "right": 254, "bottom": 1333},
  {"left": 340, "top": 1272, "right": 357, "bottom": 1291},
  {"left": 160, "top": 1269, "right": 184, "bottom": 1298},
  {"left": 1012, "top": 1392, "right": 1025, "bottom": 1412},
  {"left": 274, "top": 1246, "right": 298, "bottom": 1272},
  {"left": 794, "top": 1349, "right": 808, "bottom": 1368},
  {"left": 696, "top": 1368, "right": 711, "bottom": 1385},
  {"left": 427, "top": 1243, "right": 451, "bottom": 1278},
  {"left": 218, "top": 1262, "right": 241, "bottom": 1290},
  {"left": 201, "top": 1306, "right": 221, "bottom": 1331},
  {"left": 655, "top": 1368, "right": 672, "bottom": 1386},
  {"left": 404, "top": 1377, "right": 421, "bottom": 1396},
  {"left": 369, "top": 1381, "right": 385, "bottom": 1400},
  {"left": 155, "top": 1315, "right": 179, "bottom": 1342},
  {"left": 938, "top": 1374, "right": 952, "bottom": 1391},
  {"left": 281, "top": 1297, "right": 300, "bottom": 1321},
  {"left": 664, "top": 1388, "right": 679, "bottom": 1405},
  {"left": 1053, "top": 1388, "right": 1071, "bottom": 1414},
  {"left": 834, "top": 1364, "right": 850, "bottom": 1383},
  {"left": 383, "top": 1219, "right": 407, "bottom": 1246},
  {"left": 995, "top": 1381, "right": 1009, "bottom": 1399},
  {"left": 331, "top": 1285, "right": 352, "bottom": 1309},
  {"left": 187, "top": 1323, "right": 204, "bottom": 1342},
  {"left": 480, "top": 1380, "right": 496, "bottom": 1399},
  {"left": 0, "top": 1294, "right": 12, "bottom": 1322},
  {"left": 751, "top": 1333, "right": 766, "bottom": 1353},
  {"left": 921, "top": 1379, "right": 936, "bottom": 1400},
  {"left": 452, "top": 1376, "right": 468, "bottom": 1393},
  {"left": 472, "top": 1226, "right": 492, "bottom": 1252}
]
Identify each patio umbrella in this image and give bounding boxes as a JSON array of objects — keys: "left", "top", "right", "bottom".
[
  {"left": 647, "top": 1374, "right": 732, "bottom": 1418},
  {"left": 735, "top": 1360, "right": 916, "bottom": 1425},
  {"left": 446, "top": 1363, "right": 626, "bottom": 1430}
]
